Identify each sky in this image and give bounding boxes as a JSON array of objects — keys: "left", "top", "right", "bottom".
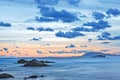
[{"left": 0, "top": 0, "right": 120, "bottom": 57}]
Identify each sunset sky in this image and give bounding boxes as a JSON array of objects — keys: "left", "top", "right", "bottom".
[{"left": 0, "top": 0, "right": 120, "bottom": 57}]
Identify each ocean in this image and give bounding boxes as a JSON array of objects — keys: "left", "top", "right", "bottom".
[{"left": 0, "top": 56, "right": 120, "bottom": 80}]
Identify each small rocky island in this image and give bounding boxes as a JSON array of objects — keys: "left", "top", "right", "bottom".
[
  {"left": 17, "top": 59, "right": 55, "bottom": 67},
  {"left": 23, "top": 59, "right": 49, "bottom": 67},
  {"left": 17, "top": 59, "right": 28, "bottom": 64},
  {"left": 0, "top": 73, "right": 14, "bottom": 78},
  {"left": 24, "top": 75, "right": 44, "bottom": 79}
]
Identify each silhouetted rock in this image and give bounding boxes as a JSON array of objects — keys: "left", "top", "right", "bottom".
[
  {"left": 40, "top": 60, "right": 55, "bottom": 63},
  {"left": 28, "top": 75, "right": 38, "bottom": 78},
  {"left": 24, "top": 75, "right": 45, "bottom": 80},
  {"left": 0, "top": 73, "right": 14, "bottom": 78},
  {"left": 17, "top": 59, "right": 28, "bottom": 64},
  {"left": 23, "top": 59, "right": 49, "bottom": 67},
  {"left": 40, "top": 75, "right": 44, "bottom": 77},
  {"left": 0, "top": 69, "right": 3, "bottom": 72}
]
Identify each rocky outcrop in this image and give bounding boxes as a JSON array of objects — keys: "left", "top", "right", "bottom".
[
  {"left": 17, "top": 59, "right": 28, "bottom": 64},
  {"left": 0, "top": 69, "right": 3, "bottom": 72},
  {"left": 23, "top": 59, "right": 49, "bottom": 67},
  {"left": 40, "top": 60, "right": 55, "bottom": 63},
  {"left": 0, "top": 73, "right": 14, "bottom": 78},
  {"left": 24, "top": 75, "right": 44, "bottom": 79}
]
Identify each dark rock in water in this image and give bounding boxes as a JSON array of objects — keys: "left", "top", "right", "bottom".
[
  {"left": 93, "top": 54, "right": 106, "bottom": 58},
  {"left": 24, "top": 75, "right": 38, "bottom": 79},
  {"left": 40, "top": 60, "right": 55, "bottom": 63},
  {"left": 44, "top": 61, "right": 55, "bottom": 63},
  {"left": 28, "top": 75, "right": 38, "bottom": 78},
  {"left": 40, "top": 75, "right": 44, "bottom": 77},
  {"left": 24, "top": 75, "right": 45, "bottom": 79},
  {"left": 23, "top": 59, "right": 49, "bottom": 67},
  {"left": 0, "top": 69, "right": 3, "bottom": 72},
  {"left": 17, "top": 59, "right": 28, "bottom": 64},
  {"left": 0, "top": 73, "right": 14, "bottom": 78}
]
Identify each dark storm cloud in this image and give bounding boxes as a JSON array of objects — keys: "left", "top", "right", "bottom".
[
  {"left": 36, "top": 6, "right": 79, "bottom": 22},
  {"left": 92, "top": 12, "right": 105, "bottom": 20},
  {"left": 55, "top": 31, "right": 85, "bottom": 38},
  {"left": 97, "top": 32, "right": 120, "bottom": 40},
  {"left": 106, "top": 8, "right": 120, "bottom": 17},
  {"left": 0, "top": 22, "right": 11, "bottom": 27},
  {"left": 83, "top": 20, "right": 111, "bottom": 31}
]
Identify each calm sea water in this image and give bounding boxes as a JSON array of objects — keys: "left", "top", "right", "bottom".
[{"left": 0, "top": 56, "right": 120, "bottom": 80}]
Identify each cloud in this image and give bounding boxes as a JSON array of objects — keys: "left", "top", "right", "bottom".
[
  {"left": 92, "top": 12, "right": 105, "bottom": 20},
  {"left": 106, "top": 8, "right": 120, "bottom": 17},
  {"left": 36, "top": 50, "right": 42, "bottom": 54},
  {"left": 46, "top": 43, "right": 50, "bottom": 46},
  {"left": 67, "top": 0, "right": 80, "bottom": 7},
  {"left": 36, "top": 6, "right": 79, "bottom": 22},
  {"left": 3, "top": 48, "right": 8, "bottom": 51},
  {"left": 37, "top": 27, "right": 54, "bottom": 32},
  {"left": 101, "top": 49, "right": 110, "bottom": 52},
  {"left": 26, "top": 27, "right": 54, "bottom": 32},
  {"left": 45, "top": 27, "right": 54, "bottom": 32},
  {"left": 80, "top": 15, "right": 87, "bottom": 18},
  {"left": 101, "top": 42, "right": 110, "bottom": 44},
  {"left": 72, "top": 27, "right": 92, "bottom": 32},
  {"left": 35, "top": 0, "right": 59, "bottom": 6},
  {"left": 88, "top": 39, "right": 92, "bottom": 42},
  {"left": 0, "top": 49, "right": 3, "bottom": 52},
  {"left": 83, "top": 20, "right": 111, "bottom": 31},
  {"left": 65, "top": 44, "right": 76, "bottom": 48},
  {"left": 72, "top": 20, "right": 111, "bottom": 32},
  {"left": 35, "top": 17, "right": 56, "bottom": 22},
  {"left": 35, "top": 0, "right": 81, "bottom": 7},
  {"left": 0, "top": 22, "right": 11, "bottom": 27},
  {"left": 49, "top": 50, "right": 88, "bottom": 54},
  {"left": 55, "top": 31, "right": 85, "bottom": 38},
  {"left": 97, "top": 32, "right": 111, "bottom": 40},
  {"left": 26, "top": 27, "right": 35, "bottom": 30},
  {"left": 29, "top": 37, "right": 41, "bottom": 41},
  {"left": 97, "top": 32, "right": 120, "bottom": 40},
  {"left": 82, "top": 51, "right": 105, "bottom": 57},
  {"left": 80, "top": 45, "right": 87, "bottom": 48}
]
